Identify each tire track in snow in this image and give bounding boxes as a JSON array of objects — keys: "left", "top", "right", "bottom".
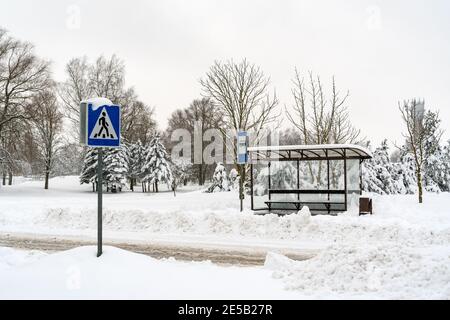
[{"left": 0, "top": 233, "right": 317, "bottom": 266}]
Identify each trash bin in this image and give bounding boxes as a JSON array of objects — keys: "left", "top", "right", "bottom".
[{"left": 359, "top": 197, "right": 373, "bottom": 216}]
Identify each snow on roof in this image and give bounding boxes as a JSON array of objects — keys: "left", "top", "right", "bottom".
[
  {"left": 81, "top": 97, "right": 114, "bottom": 110},
  {"left": 248, "top": 144, "right": 372, "bottom": 160}
]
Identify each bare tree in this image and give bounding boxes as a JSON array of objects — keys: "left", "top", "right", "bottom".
[
  {"left": 200, "top": 59, "right": 279, "bottom": 206},
  {"left": 286, "top": 70, "right": 360, "bottom": 145},
  {"left": 29, "top": 88, "right": 64, "bottom": 189},
  {"left": 0, "top": 28, "right": 51, "bottom": 138},
  {"left": 399, "top": 99, "right": 443, "bottom": 203},
  {"left": 58, "top": 56, "right": 92, "bottom": 125},
  {"left": 166, "top": 98, "right": 223, "bottom": 185},
  {"left": 119, "top": 88, "right": 156, "bottom": 144},
  {"left": 0, "top": 29, "right": 51, "bottom": 184},
  {"left": 286, "top": 70, "right": 361, "bottom": 186}
]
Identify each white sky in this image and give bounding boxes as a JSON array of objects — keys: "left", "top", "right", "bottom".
[{"left": 1, "top": 0, "right": 449, "bottom": 145}]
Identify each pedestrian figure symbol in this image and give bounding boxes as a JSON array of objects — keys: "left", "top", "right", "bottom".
[
  {"left": 89, "top": 107, "right": 118, "bottom": 140},
  {"left": 95, "top": 111, "right": 113, "bottom": 138}
]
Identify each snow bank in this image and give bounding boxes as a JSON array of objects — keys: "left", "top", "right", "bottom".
[
  {"left": 36, "top": 202, "right": 450, "bottom": 247},
  {"left": 0, "top": 246, "right": 300, "bottom": 299},
  {"left": 264, "top": 244, "right": 450, "bottom": 299},
  {"left": 0, "top": 247, "right": 46, "bottom": 271}
]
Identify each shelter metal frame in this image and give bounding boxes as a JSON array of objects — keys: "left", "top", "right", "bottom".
[{"left": 248, "top": 145, "right": 372, "bottom": 214}]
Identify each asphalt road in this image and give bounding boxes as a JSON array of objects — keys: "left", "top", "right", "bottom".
[{"left": 0, "top": 233, "right": 317, "bottom": 266}]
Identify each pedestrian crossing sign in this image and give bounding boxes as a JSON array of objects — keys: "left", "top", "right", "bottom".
[{"left": 84, "top": 102, "right": 121, "bottom": 148}]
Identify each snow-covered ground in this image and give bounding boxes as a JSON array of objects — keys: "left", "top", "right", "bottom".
[
  {"left": 1, "top": 176, "right": 450, "bottom": 299},
  {"left": 0, "top": 246, "right": 303, "bottom": 299}
]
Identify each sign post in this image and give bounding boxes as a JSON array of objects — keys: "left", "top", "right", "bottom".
[
  {"left": 97, "top": 148, "right": 103, "bottom": 257},
  {"left": 237, "top": 131, "right": 248, "bottom": 212},
  {"left": 80, "top": 98, "right": 121, "bottom": 257}
]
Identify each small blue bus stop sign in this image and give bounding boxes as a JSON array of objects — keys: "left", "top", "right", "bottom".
[{"left": 237, "top": 131, "right": 248, "bottom": 164}]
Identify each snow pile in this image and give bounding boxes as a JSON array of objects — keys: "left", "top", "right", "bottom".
[
  {"left": 0, "top": 246, "right": 300, "bottom": 299},
  {"left": 264, "top": 244, "right": 450, "bottom": 299},
  {"left": 38, "top": 206, "right": 317, "bottom": 239},
  {"left": 0, "top": 247, "right": 46, "bottom": 271},
  {"left": 297, "top": 206, "right": 311, "bottom": 224},
  {"left": 35, "top": 199, "right": 450, "bottom": 247}
]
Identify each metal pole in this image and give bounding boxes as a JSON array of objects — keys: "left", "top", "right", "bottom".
[
  {"left": 250, "top": 163, "right": 254, "bottom": 210},
  {"left": 327, "top": 159, "right": 330, "bottom": 201},
  {"left": 239, "top": 164, "right": 243, "bottom": 212},
  {"left": 268, "top": 161, "right": 272, "bottom": 201},
  {"left": 359, "top": 160, "right": 363, "bottom": 196},
  {"left": 297, "top": 160, "right": 300, "bottom": 201},
  {"left": 97, "top": 148, "right": 103, "bottom": 257},
  {"left": 343, "top": 150, "right": 347, "bottom": 212}
]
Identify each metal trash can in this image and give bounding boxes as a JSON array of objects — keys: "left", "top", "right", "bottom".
[{"left": 359, "top": 197, "right": 373, "bottom": 216}]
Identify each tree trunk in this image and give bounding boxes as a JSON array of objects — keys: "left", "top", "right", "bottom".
[
  {"left": 92, "top": 182, "right": 95, "bottom": 192},
  {"left": 238, "top": 165, "right": 245, "bottom": 212},
  {"left": 2, "top": 172, "right": 5, "bottom": 186},
  {"left": 130, "top": 178, "right": 134, "bottom": 192},
  {"left": 155, "top": 181, "right": 159, "bottom": 193},
  {"left": 8, "top": 171, "right": 12, "bottom": 185},
  {"left": 417, "top": 167, "right": 423, "bottom": 204},
  {"left": 44, "top": 162, "right": 50, "bottom": 189},
  {"left": 44, "top": 172, "right": 49, "bottom": 190},
  {"left": 198, "top": 164, "right": 203, "bottom": 185}
]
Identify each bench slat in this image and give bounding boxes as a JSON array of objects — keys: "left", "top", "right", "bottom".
[
  {"left": 269, "top": 189, "right": 346, "bottom": 195},
  {"left": 265, "top": 200, "right": 344, "bottom": 205}
]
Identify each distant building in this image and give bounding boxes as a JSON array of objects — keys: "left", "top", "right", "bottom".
[{"left": 415, "top": 99, "right": 425, "bottom": 121}]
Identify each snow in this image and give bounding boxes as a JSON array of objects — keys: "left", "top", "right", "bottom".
[
  {"left": 0, "top": 246, "right": 301, "bottom": 299},
  {"left": 265, "top": 244, "right": 450, "bottom": 299},
  {"left": 81, "top": 97, "right": 113, "bottom": 110},
  {"left": 1, "top": 176, "right": 450, "bottom": 299},
  {"left": 248, "top": 144, "right": 372, "bottom": 158}
]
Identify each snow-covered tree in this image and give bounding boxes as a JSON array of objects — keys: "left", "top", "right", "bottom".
[
  {"left": 423, "top": 141, "right": 449, "bottom": 192},
  {"left": 362, "top": 140, "right": 412, "bottom": 195},
  {"left": 440, "top": 141, "right": 450, "bottom": 192},
  {"left": 392, "top": 151, "right": 417, "bottom": 194},
  {"left": 399, "top": 100, "right": 443, "bottom": 203},
  {"left": 253, "top": 162, "right": 297, "bottom": 196},
  {"left": 80, "top": 147, "right": 99, "bottom": 191},
  {"left": 229, "top": 168, "right": 239, "bottom": 190},
  {"left": 104, "top": 146, "right": 129, "bottom": 192},
  {"left": 141, "top": 134, "right": 173, "bottom": 192},
  {"left": 170, "top": 158, "right": 192, "bottom": 195},
  {"left": 205, "top": 163, "right": 230, "bottom": 193},
  {"left": 127, "top": 140, "right": 145, "bottom": 191}
]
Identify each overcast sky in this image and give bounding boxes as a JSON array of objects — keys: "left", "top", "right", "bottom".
[{"left": 1, "top": 0, "right": 449, "bottom": 145}]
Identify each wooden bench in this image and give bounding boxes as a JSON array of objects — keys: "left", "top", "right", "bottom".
[
  {"left": 265, "top": 189, "right": 346, "bottom": 214},
  {"left": 264, "top": 200, "right": 344, "bottom": 213}
]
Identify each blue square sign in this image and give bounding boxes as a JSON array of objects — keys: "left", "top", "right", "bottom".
[
  {"left": 86, "top": 103, "right": 121, "bottom": 148},
  {"left": 237, "top": 131, "right": 248, "bottom": 164}
]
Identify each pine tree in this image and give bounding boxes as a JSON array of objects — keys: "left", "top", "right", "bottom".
[
  {"left": 170, "top": 158, "right": 192, "bottom": 195},
  {"left": 423, "top": 140, "right": 447, "bottom": 192},
  {"left": 362, "top": 140, "right": 400, "bottom": 194},
  {"left": 229, "top": 168, "right": 239, "bottom": 190},
  {"left": 205, "top": 162, "right": 230, "bottom": 193},
  {"left": 80, "top": 147, "right": 99, "bottom": 192},
  {"left": 253, "top": 162, "right": 298, "bottom": 196},
  {"left": 127, "top": 140, "right": 145, "bottom": 191},
  {"left": 141, "top": 134, "right": 172, "bottom": 192},
  {"left": 442, "top": 141, "right": 450, "bottom": 192},
  {"left": 104, "top": 146, "right": 129, "bottom": 192}
]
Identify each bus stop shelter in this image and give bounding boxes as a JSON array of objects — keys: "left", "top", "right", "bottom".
[{"left": 248, "top": 144, "right": 372, "bottom": 214}]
